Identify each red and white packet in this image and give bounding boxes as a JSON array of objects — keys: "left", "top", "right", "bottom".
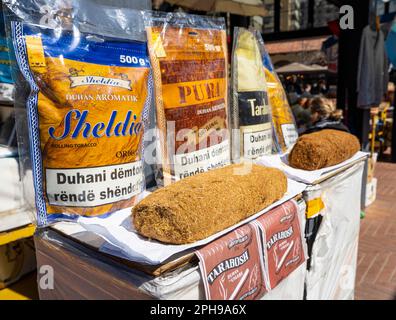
[
  {"left": 253, "top": 199, "right": 306, "bottom": 289},
  {"left": 196, "top": 223, "right": 267, "bottom": 300},
  {"left": 196, "top": 199, "right": 306, "bottom": 299}
]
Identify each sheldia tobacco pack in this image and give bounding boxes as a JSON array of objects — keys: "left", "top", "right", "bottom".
[{"left": 7, "top": 2, "right": 151, "bottom": 224}]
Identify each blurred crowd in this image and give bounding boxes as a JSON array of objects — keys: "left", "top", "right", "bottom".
[
  {"left": 286, "top": 75, "right": 330, "bottom": 97},
  {"left": 284, "top": 76, "right": 348, "bottom": 135}
]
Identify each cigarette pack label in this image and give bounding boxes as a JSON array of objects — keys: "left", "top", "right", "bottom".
[
  {"left": 255, "top": 200, "right": 305, "bottom": 289},
  {"left": 196, "top": 223, "right": 266, "bottom": 300},
  {"left": 238, "top": 91, "right": 270, "bottom": 126},
  {"left": 264, "top": 68, "right": 297, "bottom": 153}
]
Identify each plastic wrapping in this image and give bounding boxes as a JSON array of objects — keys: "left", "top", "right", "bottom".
[
  {"left": 258, "top": 37, "right": 298, "bottom": 154},
  {"left": 231, "top": 28, "right": 272, "bottom": 162},
  {"left": 0, "top": 8, "right": 14, "bottom": 103},
  {"left": 257, "top": 153, "right": 366, "bottom": 299},
  {"left": 257, "top": 151, "right": 368, "bottom": 184},
  {"left": 34, "top": 228, "right": 154, "bottom": 300},
  {"left": 144, "top": 11, "right": 230, "bottom": 186},
  {"left": 3, "top": 0, "right": 152, "bottom": 225},
  {"left": 0, "top": 155, "right": 33, "bottom": 232},
  {"left": 304, "top": 162, "right": 364, "bottom": 300}
]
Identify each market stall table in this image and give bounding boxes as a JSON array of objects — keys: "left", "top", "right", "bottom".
[{"left": 34, "top": 198, "right": 307, "bottom": 300}]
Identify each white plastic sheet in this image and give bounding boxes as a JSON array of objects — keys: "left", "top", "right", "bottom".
[
  {"left": 305, "top": 162, "right": 364, "bottom": 300},
  {"left": 77, "top": 179, "right": 306, "bottom": 265},
  {"left": 0, "top": 155, "right": 21, "bottom": 212},
  {"left": 256, "top": 151, "right": 368, "bottom": 184},
  {"left": 135, "top": 261, "right": 307, "bottom": 300},
  {"left": 137, "top": 200, "right": 307, "bottom": 300}
]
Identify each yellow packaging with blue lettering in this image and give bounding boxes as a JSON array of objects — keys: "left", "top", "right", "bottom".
[{"left": 10, "top": 17, "right": 151, "bottom": 223}]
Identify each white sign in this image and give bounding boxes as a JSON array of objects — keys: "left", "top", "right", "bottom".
[
  {"left": 173, "top": 140, "right": 230, "bottom": 180},
  {"left": 243, "top": 128, "right": 272, "bottom": 159},
  {"left": 281, "top": 124, "right": 298, "bottom": 148},
  {"left": 46, "top": 161, "right": 143, "bottom": 207}
]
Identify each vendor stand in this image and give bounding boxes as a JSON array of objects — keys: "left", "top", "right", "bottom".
[
  {"left": 258, "top": 152, "right": 368, "bottom": 300},
  {"left": 2, "top": 0, "right": 370, "bottom": 301},
  {"left": 32, "top": 153, "right": 367, "bottom": 300},
  {"left": 35, "top": 197, "right": 307, "bottom": 300}
]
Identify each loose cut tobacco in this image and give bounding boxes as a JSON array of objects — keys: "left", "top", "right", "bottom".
[
  {"left": 288, "top": 129, "right": 360, "bottom": 170},
  {"left": 132, "top": 164, "right": 287, "bottom": 244}
]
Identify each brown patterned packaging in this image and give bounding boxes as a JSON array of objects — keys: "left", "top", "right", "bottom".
[{"left": 144, "top": 12, "right": 230, "bottom": 186}]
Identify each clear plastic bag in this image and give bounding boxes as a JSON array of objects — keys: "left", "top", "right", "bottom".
[
  {"left": 0, "top": 9, "right": 14, "bottom": 103},
  {"left": 144, "top": 11, "right": 230, "bottom": 186},
  {"left": 257, "top": 34, "right": 298, "bottom": 154},
  {"left": 3, "top": 0, "right": 151, "bottom": 225},
  {"left": 231, "top": 27, "right": 273, "bottom": 162}
]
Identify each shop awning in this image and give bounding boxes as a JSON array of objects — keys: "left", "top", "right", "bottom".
[
  {"left": 275, "top": 62, "right": 328, "bottom": 74},
  {"left": 265, "top": 37, "right": 328, "bottom": 54}
]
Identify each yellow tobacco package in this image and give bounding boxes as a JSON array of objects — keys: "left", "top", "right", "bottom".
[
  {"left": 259, "top": 38, "right": 298, "bottom": 153},
  {"left": 11, "top": 22, "right": 151, "bottom": 223},
  {"left": 265, "top": 69, "right": 298, "bottom": 153},
  {"left": 144, "top": 12, "right": 230, "bottom": 186}
]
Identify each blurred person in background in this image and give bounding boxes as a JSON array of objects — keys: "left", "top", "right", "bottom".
[
  {"left": 304, "top": 97, "right": 349, "bottom": 134},
  {"left": 311, "top": 80, "right": 328, "bottom": 95},
  {"left": 311, "top": 81, "right": 319, "bottom": 95},
  {"left": 292, "top": 97, "right": 311, "bottom": 132},
  {"left": 301, "top": 83, "right": 312, "bottom": 98},
  {"left": 287, "top": 75, "right": 302, "bottom": 95},
  {"left": 385, "top": 82, "right": 394, "bottom": 108},
  {"left": 318, "top": 79, "right": 329, "bottom": 95},
  {"left": 305, "top": 97, "right": 313, "bottom": 109}
]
